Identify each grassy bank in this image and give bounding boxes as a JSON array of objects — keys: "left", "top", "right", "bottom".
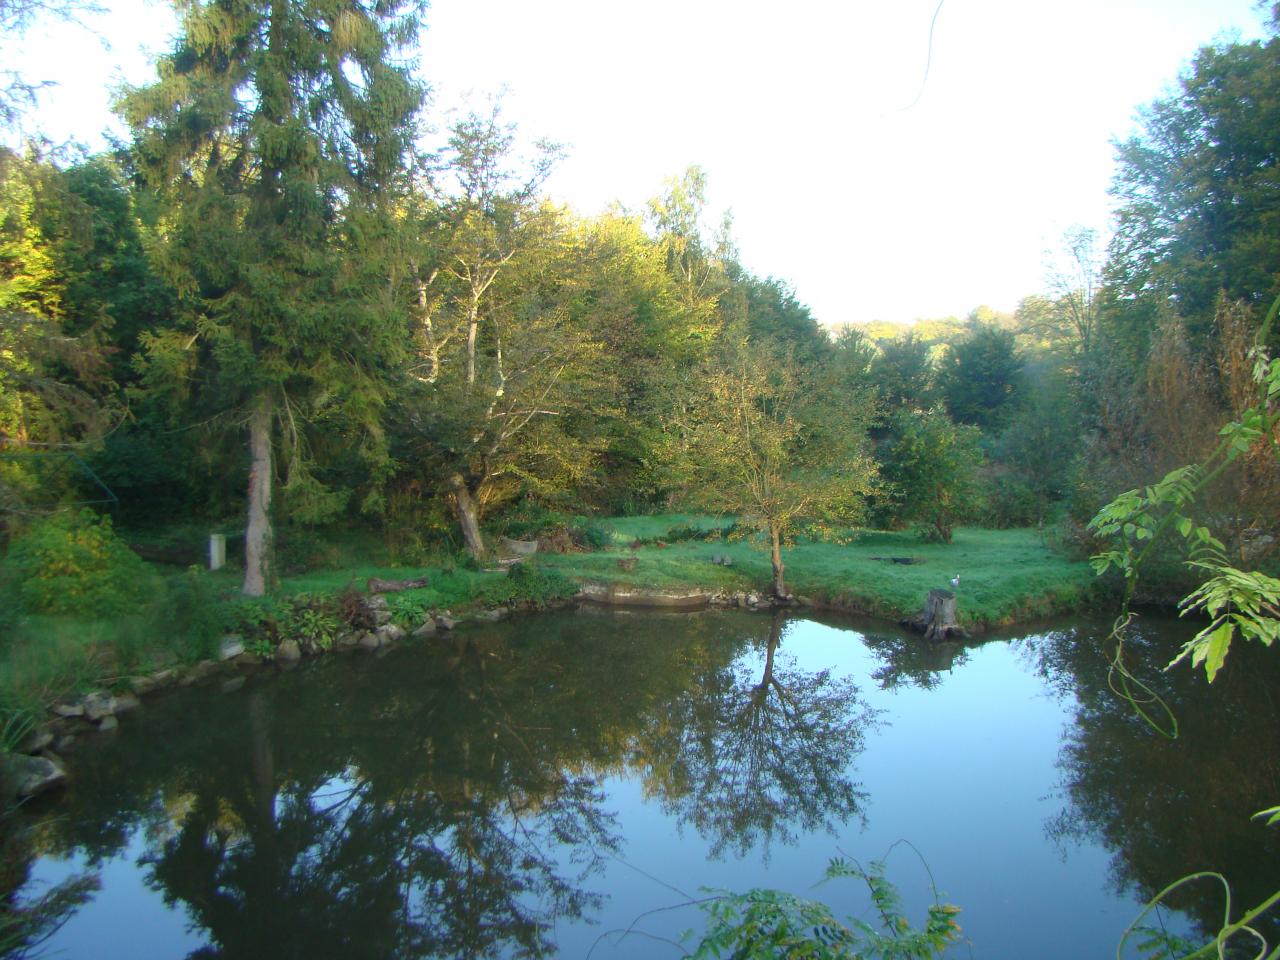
[
  {"left": 0, "top": 515, "right": 1098, "bottom": 735},
  {"left": 536, "top": 524, "right": 1099, "bottom": 624}
]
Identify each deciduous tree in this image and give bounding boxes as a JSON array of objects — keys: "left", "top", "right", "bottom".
[{"left": 665, "top": 335, "right": 877, "bottom": 597}]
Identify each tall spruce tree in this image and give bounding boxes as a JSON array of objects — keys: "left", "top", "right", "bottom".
[{"left": 118, "top": 0, "right": 425, "bottom": 594}]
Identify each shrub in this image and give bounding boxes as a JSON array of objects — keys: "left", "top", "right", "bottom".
[
  {"left": 5, "top": 510, "right": 152, "bottom": 617},
  {"left": 158, "top": 566, "right": 228, "bottom": 662},
  {"left": 481, "top": 562, "right": 576, "bottom": 606},
  {"left": 981, "top": 474, "right": 1042, "bottom": 528},
  {"left": 570, "top": 518, "right": 611, "bottom": 551}
]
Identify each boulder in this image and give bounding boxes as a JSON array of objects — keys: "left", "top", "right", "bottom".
[
  {"left": 97, "top": 715, "right": 119, "bottom": 733},
  {"left": 180, "top": 661, "right": 220, "bottom": 686},
  {"left": 218, "top": 636, "right": 246, "bottom": 661},
  {"left": 358, "top": 632, "right": 382, "bottom": 651},
  {"left": 411, "top": 619, "right": 437, "bottom": 639},
  {"left": 4, "top": 753, "right": 67, "bottom": 800},
  {"left": 132, "top": 669, "right": 177, "bottom": 696},
  {"left": 16, "top": 727, "right": 53, "bottom": 755},
  {"left": 275, "top": 640, "right": 301, "bottom": 662},
  {"left": 436, "top": 615, "right": 460, "bottom": 631},
  {"left": 336, "top": 632, "right": 360, "bottom": 650},
  {"left": 82, "top": 692, "right": 118, "bottom": 722},
  {"left": 54, "top": 734, "right": 77, "bottom": 754},
  {"left": 220, "top": 676, "right": 246, "bottom": 694},
  {"left": 376, "top": 623, "right": 406, "bottom": 644},
  {"left": 474, "top": 608, "right": 509, "bottom": 623},
  {"left": 52, "top": 702, "right": 85, "bottom": 719},
  {"left": 362, "top": 595, "right": 394, "bottom": 626},
  {"left": 114, "top": 694, "right": 142, "bottom": 714}
]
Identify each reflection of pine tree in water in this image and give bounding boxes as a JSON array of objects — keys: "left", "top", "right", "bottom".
[
  {"left": 1034, "top": 621, "right": 1280, "bottom": 946},
  {"left": 641, "top": 611, "right": 880, "bottom": 859},
  {"left": 134, "top": 670, "right": 619, "bottom": 960}
]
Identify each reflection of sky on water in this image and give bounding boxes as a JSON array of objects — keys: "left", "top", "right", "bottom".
[
  {"left": 551, "top": 619, "right": 1193, "bottom": 959},
  {"left": 29, "top": 830, "right": 205, "bottom": 959},
  {"left": 24, "top": 613, "right": 1202, "bottom": 958}
]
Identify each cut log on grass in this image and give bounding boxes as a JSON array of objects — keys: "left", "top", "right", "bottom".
[
  {"left": 869, "top": 556, "right": 925, "bottom": 565},
  {"left": 902, "top": 588, "right": 969, "bottom": 641},
  {"left": 367, "top": 575, "right": 430, "bottom": 594}
]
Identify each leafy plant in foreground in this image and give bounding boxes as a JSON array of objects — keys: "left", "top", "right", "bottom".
[
  {"left": 1088, "top": 293, "right": 1280, "bottom": 956},
  {"left": 689, "top": 857, "right": 961, "bottom": 959}
]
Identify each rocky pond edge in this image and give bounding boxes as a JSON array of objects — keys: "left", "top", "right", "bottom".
[{"left": 2, "top": 574, "right": 1080, "bottom": 805}]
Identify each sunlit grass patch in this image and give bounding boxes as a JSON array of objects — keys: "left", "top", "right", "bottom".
[{"left": 540, "top": 523, "right": 1097, "bottom": 626}]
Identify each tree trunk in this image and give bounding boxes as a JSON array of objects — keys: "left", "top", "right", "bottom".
[
  {"left": 903, "top": 588, "right": 967, "bottom": 641},
  {"left": 769, "top": 522, "right": 787, "bottom": 597},
  {"left": 243, "top": 395, "right": 273, "bottom": 597},
  {"left": 450, "top": 474, "right": 486, "bottom": 560},
  {"left": 465, "top": 292, "right": 479, "bottom": 386}
]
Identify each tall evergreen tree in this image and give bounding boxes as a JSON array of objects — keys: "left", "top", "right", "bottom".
[{"left": 117, "top": 0, "right": 426, "bottom": 594}]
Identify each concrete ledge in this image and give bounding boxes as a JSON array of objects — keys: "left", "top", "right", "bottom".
[{"left": 575, "top": 582, "right": 713, "bottom": 610}]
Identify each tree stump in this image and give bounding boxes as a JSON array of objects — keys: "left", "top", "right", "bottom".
[{"left": 902, "top": 588, "right": 969, "bottom": 641}]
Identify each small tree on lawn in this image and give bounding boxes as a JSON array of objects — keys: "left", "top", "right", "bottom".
[
  {"left": 665, "top": 335, "right": 878, "bottom": 597},
  {"left": 878, "top": 408, "right": 983, "bottom": 543}
]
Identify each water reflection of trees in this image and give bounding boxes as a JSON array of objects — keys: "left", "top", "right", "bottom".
[
  {"left": 1030, "top": 618, "right": 1280, "bottom": 945},
  {"left": 23, "top": 609, "right": 879, "bottom": 956},
  {"left": 636, "top": 611, "right": 878, "bottom": 859},
  {"left": 858, "top": 630, "right": 968, "bottom": 691}
]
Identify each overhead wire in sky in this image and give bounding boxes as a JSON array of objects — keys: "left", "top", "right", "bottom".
[{"left": 899, "top": 0, "right": 946, "bottom": 111}]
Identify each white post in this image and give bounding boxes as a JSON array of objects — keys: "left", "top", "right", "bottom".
[{"left": 209, "top": 533, "right": 226, "bottom": 571}]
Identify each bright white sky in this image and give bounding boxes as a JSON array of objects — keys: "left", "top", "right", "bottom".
[{"left": 4, "top": 0, "right": 1270, "bottom": 327}]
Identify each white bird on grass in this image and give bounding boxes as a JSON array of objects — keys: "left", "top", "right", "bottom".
[{"left": 950, "top": 574, "right": 961, "bottom": 589}]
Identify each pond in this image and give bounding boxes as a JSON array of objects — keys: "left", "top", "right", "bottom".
[{"left": 9, "top": 607, "right": 1280, "bottom": 958}]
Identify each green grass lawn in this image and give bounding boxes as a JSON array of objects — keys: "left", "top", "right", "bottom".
[
  {"left": 536, "top": 522, "right": 1098, "bottom": 626},
  {"left": 196, "top": 517, "right": 1098, "bottom": 627}
]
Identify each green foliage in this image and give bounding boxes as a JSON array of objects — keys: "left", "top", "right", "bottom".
[
  {"left": 479, "top": 562, "right": 576, "bottom": 607},
  {"left": 689, "top": 857, "right": 961, "bottom": 960},
  {"left": 1119, "top": 871, "right": 1280, "bottom": 960},
  {"left": 1175, "top": 563, "right": 1280, "bottom": 682},
  {"left": 1110, "top": 25, "right": 1280, "bottom": 329},
  {"left": 569, "top": 518, "right": 611, "bottom": 551},
  {"left": 161, "top": 566, "right": 230, "bottom": 660},
  {"left": 869, "top": 333, "right": 938, "bottom": 412},
  {"left": 233, "top": 592, "right": 343, "bottom": 654},
  {"left": 663, "top": 335, "right": 878, "bottom": 593},
  {"left": 938, "top": 324, "right": 1023, "bottom": 431},
  {"left": 1089, "top": 308, "right": 1279, "bottom": 684},
  {"left": 120, "top": 0, "right": 427, "bottom": 593},
  {"left": 877, "top": 409, "right": 983, "bottom": 543},
  {"left": 5, "top": 509, "right": 150, "bottom": 617}
]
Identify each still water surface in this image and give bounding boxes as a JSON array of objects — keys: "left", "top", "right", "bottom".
[{"left": 15, "top": 608, "right": 1280, "bottom": 957}]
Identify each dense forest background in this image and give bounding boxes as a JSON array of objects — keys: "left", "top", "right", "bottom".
[{"left": 1, "top": 0, "right": 1278, "bottom": 599}]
